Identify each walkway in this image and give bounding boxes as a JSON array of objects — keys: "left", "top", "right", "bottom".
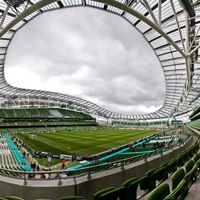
[{"left": 185, "top": 176, "right": 200, "bottom": 200}]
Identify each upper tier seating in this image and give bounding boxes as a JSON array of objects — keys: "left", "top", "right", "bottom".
[{"left": 0, "top": 108, "right": 93, "bottom": 120}]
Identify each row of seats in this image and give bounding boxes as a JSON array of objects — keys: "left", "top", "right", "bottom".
[
  {"left": 0, "top": 120, "right": 97, "bottom": 129},
  {"left": 0, "top": 108, "right": 93, "bottom": 120},
  {"left": 0, "top": 140, "right": 22, "bottom": 171},
  {"left": 3, "top": 141, "right": 199, "bottom": 200},
  {"left": 188, "top": 120, "right": 200, "bottom": 132},
  {"left": 190, "top": 107, "right": 200, "bottom": 120},
  {"left": 0, "top": 136, "right": 31, "bottom": 177},
  {"left": 91, "top": 141, "right": 199, "bottom": 200},
  {"left": 148, "top": 150, "right": 200, "bottom": 199},
  {"left": 76, "top": 139, "right": 199, "bottom": 200},
  {"left": 4, "top": 134, "right": 31, "bottom": 171},
  {"left": 0, "top": 196, "right": 86, "bottom": 200},
  {"left": 0, "top": 128, "right": 200, "bottom": 200}
]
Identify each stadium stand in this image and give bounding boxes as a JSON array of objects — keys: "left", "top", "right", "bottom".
[
  {"left": 39, "top": 108, "right": 51, "bottom": 116},
  {"left": 92, "top": 141, "right": 200, "bottom": 200},
  {"left": 1, "top": 141, "right": 199, "bottom": 200},
  {"left": 0, "top": 133, "right": 31, "bottom": 173},
  {"left": 4, "top": 134, "right": 31, "bottom": 171},
  {"left": 0, "top": 108, "right": 96, "bottom": 128},
  {"left": 190, "top": 106, "right": 200, "bottom": 121},
  {"left": 0, "top": 124, "right": 195, "bottom": 199},
  {"left": 112, "top": 119, "right": 169, "bottom": 128},
  {"left": 26, "top": 108, "right": 40, "bottom": 117},
  {"left": 0, "top": 108, "right": 93, "bottom": 119},
  {"left": 0, "top": 196, "right": 87, "bottom": 200},
  {"left": 0, "top": 0, "right": 199, "bottom": 199},
  {"left": 49, "top": 109, "right": 63, "bottom": 118},
  {"left": 188, "top": 120, "right": 200, "bottom": 132}
]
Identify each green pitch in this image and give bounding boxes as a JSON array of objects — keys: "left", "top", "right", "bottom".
[{"left": 16, "top": 128, "right": 158, "bottom": 156}]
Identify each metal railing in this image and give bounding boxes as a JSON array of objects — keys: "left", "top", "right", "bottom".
[{"left": 0, "top": 135, "right": 192, "bottom": 186}]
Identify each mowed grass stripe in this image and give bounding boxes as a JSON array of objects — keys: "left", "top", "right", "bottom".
[
  {"left": 16, "top": 129, "right": 158, "bottom": 156},
  {"left": 39, "top": 130, "right": 153, "bottom": 142},
  {"left": 16, "top": 133, "right": 68, "bottom": 154},
  {"left": 18, "top": 130, "right": 156, "bottom": 155},
  {"left": 37, "top": 134, "right": 91, "bottom": 152},
  {"left": 19, "top": 133, "right": 95, "bottom": 155},
  {"left": 37, "top": 130, "right": 154, "bottom": 148}
]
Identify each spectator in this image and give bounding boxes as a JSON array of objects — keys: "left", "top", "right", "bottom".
[
  {"left": 61, "top": 159, "right": 66, "bottom": 169},
  {"left": 40, "top": 173, "right": 46, "bottom": 179},
  {"left": 31, "top": 159, "right": 36, "bottom": 171}
]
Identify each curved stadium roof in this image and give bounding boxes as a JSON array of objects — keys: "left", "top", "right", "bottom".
[{"left": 0, "top": 0, "right": 199, "bottom": 120}]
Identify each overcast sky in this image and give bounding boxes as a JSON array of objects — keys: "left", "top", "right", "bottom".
[{"left": 5, "top": 7, "right": 165, "bottom": 115}]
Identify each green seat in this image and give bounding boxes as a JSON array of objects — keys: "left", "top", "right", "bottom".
[
  {"left": 185, "top": 160, "right": 194, "bottom": 173},
  {"left": 4, "top": 197, "right": 24, "bottom": 200},
  {"left": 184, "top": 150, "right": 191, "bottom": 161},
  {"left": 191, "top": 144, "right": 199, "bottom": 155},
  {"left": 172, "top": 168, "right": 185, "bottom": 190},
  {"left": 176, "top": 155, "right": 185, "bottom": 167},
  {"left": 164, "top": 180, "right": 187, "bottom": 200},
  {"left": 160, "top": 163, "right": 168, "bottom": 168},
  {"left": 184, "top": 165, "right": 198, "bottom": 193},
  {"left": 140, "top": 169, "right": 156, "bottom": 192},
  {"left": 194, "top": 153, "right": 200, "bottom": 162},
  {"left": 57, "top": 196, "right": 86, "bottom": 200},
  {"left": 190, "top": 164, "right": 198, "bottom": 182},
  {"left": 147, "top": 183, "right": 170, "bottom": 200},
  {"left": 122, "top": 177, "right": 138, "bottom": 188},
  {"left": 185, "top": 164, "right": 198, "bottom": 183},
  {"left": 97, "top": 186, "right": 125, "bottom": 200},
  {"left": 152, "top": 166, "right": 168, "bottom": 182},
  {"left": 125, "top": 178, "right": 141, "bottom": 200},
  {"left": 93, "top": 187, "right": 115, "bottom": 200},
  {"left": 167, "top": 159, "right": 177, "bottom": 174},
  {"left": 139, "top": 175, "right": 148, "bottom": 191},
  {"left": 146, "top": 169, "right": 156, "bottom": 177},
  {"left": 195, "top": 159, "right": 200, "bottom": 168}
]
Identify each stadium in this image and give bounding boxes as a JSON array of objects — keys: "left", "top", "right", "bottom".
[{"left": 0, "top": 0, "right": 199, "bottom": 199}]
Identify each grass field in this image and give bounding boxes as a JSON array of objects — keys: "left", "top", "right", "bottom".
[{"left": 16, "top": 128, "right": 159, "bottom": 156}]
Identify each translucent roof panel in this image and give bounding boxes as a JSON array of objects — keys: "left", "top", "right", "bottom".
[{"left": 0, "top": 0, "right": 199, "bottom": 119}]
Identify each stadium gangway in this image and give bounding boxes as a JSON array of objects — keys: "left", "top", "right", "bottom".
[{"left": 4, "top": 133, "right": 31, "bottom": 171}]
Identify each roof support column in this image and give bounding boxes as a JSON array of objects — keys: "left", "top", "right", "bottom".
[
  {"left": 0, "top": 5, "right": 9, "bottom": 30},
  {"left": 158, "top": 0, "right": 162, "bottom": 25}
]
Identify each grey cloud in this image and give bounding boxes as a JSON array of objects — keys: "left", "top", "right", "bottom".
[{"left": 6, "top": 7, "right": 165, "bottom": 115}]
